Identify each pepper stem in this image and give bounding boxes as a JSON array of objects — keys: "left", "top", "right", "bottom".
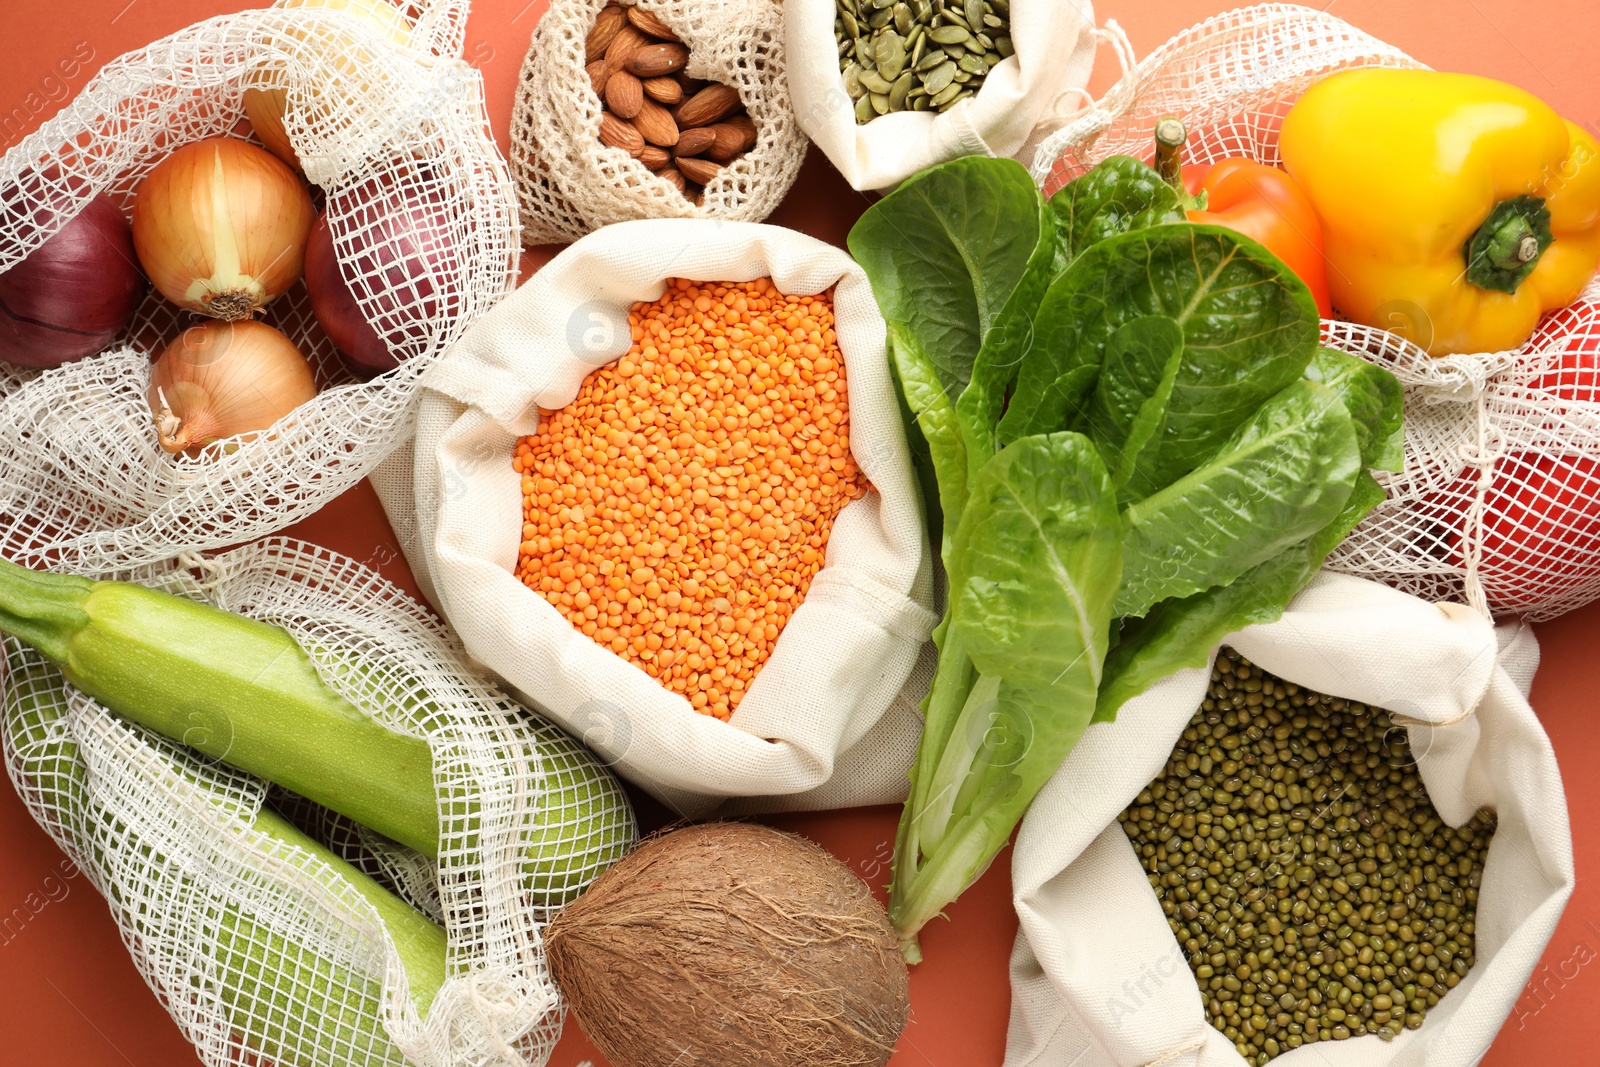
[
  {"left": 1152, "top": 119, "right": 1207, "bottom": 212},
  {"left": 1154, "top": 117, "right": 1186, "bottom": 186},
  {"left": 1464, "top": 195, "right": 1554, "bottom": 294}
]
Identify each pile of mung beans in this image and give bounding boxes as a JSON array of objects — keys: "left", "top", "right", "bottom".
[
  {"left": 1118, "top": 647, "right": 1495, "bottom": 1064},
  {"left": 835, "top": 0, "right": 1013, "bottom": 123}
]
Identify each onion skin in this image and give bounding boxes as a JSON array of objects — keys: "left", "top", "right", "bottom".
[
  {"left": 241, "top": 0, "right": 414, "bottom": 171},
  {"left": 0, "top": 194, "right": 145, "bottom": 369},
  {"left": 131, "top": 138, "right": 314, "bottom": 321},
  {"left": 147, "top": 319, "right": 318, "bottom": 455},
  {"left": 305, "top": 177, "right": 458, "bottom": 377}
]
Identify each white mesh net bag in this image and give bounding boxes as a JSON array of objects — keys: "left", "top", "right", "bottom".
[
  {"left": 0, "top": 536, "right": 637, "bottom": 1067},
  {"left": 0, "top": 1, "right": 520, "bottom": 577},
  {"left": 509, "top": 0, "right": 808, "bottom": 244},
  {"left": 1031, "top": 3, "right": 1600, "bottom": 623}
]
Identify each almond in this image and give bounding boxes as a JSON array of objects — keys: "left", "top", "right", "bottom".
[
  {"left": 704, "top": 121, "right": 756, "bottom": 162},
  {"left": 674, "top": 84, "right": 740, "bottom": 129},
  {"left": 672, "top": 126, "right": 717, "bottom": 158},
  {"left": 586, "top": 60, "right": 609, "bottom": 98},
  {"left": 624, "top": 43, "right": 689, "bottom": 78},
  {"left": 676, "top": 74, "right": 705, "bottom": 95},
  {"left": 632, "top": 96, "right": 680, "bottom": 147},
  {"left": 639, "top": 145, "right": 671, "bottom": 170},
  {"left": 604, "top": 24, "right": 652, "bottom": 69},
  {"left": 642, "top": 76, "right": 683, "bottom": 105},
  {"left": 625, "top": 5, "right": 679, "bottom": 41},
  {"left": 658, "top": 167, "right": 687, "bottom": 194},
  {"left": 676, "top": 155, "right": 722, "bottom": 185},
  {"left": 599, "top": 112, "right": 645, "bottom": 156},
  {"left": 586, "top": 5, "right": 628, "bottom": 64},
  {"left": 604, "top": 69, "right": 644, "bottom": 119}
]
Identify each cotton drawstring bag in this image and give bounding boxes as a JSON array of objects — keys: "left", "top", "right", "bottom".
[
  {"left": 372, "top": 218, "right": 937, "bottom": 816},
  {"left": 1005, "top": 572, "right": 1572, "bottom": 1067},
  {"left": 1029, "top": 2, "right": 1600, "bottom": 623},
  {"left": 0, "top": 1, "right": 519, "bottom": 577},
  {"left": 510, "top": 0, "right": 809, "bottom": 244},
  {"left": 1, "top": 537, "right": 637, "bottom": 1067},
  {"left": 784, "top": 0, "right": 1098, "bottom": 191}
]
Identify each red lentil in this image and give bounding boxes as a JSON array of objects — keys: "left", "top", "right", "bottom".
[{"left": 514, "top": 278, "right": 870, "bottom": 721}]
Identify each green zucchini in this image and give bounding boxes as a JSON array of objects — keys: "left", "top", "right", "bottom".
[
  {"left": 0, "top": 556, "right": 635, "bottom": 905},
  {"left": 0, "top": 559, "right": 439, "bottom": 855},
  {"left": 2, "top": 648, "right": 446, "bottom": 1063}
]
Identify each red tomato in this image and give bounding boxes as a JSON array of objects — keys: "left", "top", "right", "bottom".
[
  {"left": 1439, "top": 338, "right": 1600, "bottom": 610},
  {"left": 1184, "top": 158, "right": 1333, "bottom": 318}
]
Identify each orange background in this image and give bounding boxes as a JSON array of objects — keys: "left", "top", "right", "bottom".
[{"left": 2, "top": 1, "right": 1599, "bottom": 1065}]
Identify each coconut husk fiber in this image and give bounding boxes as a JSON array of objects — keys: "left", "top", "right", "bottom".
[{"left": 544, "top": 821, "right": 910, "bottom": 1067}]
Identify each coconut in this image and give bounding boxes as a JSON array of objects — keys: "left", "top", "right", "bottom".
[{"left": 544, "top": 821, "right": 910, "bottom": 1067}]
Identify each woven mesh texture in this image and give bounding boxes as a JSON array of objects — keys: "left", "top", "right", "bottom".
[
  {"left": 0, "top": 2, "right": 520, "bottom": 577},
  {"left": 510, "top": 0, "right": 807, "bottom": 244},
  {"left": 0, "top": 537, "right": 637, "bottom": 1067},
  {"left": 1031, "top": 3, "right": 1600, "bottom": 622}
]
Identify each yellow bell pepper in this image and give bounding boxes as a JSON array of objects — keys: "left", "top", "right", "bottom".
[{"left": 1280, "top": 68, "right": 1600, "bottom": 356}]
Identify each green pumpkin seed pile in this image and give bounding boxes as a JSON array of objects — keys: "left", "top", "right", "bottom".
[
  {"left": 1118, "top": 648, "right": 1494, "bottom": 1064},
  {"left": 836, "top": 0, "right": 1013, "bottom": 122}
]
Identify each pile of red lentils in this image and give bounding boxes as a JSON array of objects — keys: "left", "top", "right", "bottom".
[{"left": 514, "top": 277, "right": 870, "bottom": 721}]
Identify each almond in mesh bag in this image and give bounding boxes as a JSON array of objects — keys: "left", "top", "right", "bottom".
[
  {"left": 1029, "top": 2, "right": 1600, "bottom": 622},
  {"left": 0, "top": 537, "right": 637, "bottom": 1067},
  {"left": 510, "top": 0, "right": 809, "bottom": 243},
  {"left": 0, "top": 1, "right": 519, "bottom": 577}
]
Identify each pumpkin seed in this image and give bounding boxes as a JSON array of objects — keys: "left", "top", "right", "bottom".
[
  {"left": 930, "top": 79, "right": 963, "bottom": 107},
  {"left": 957, "top": 52, "right": 988, "bottom": 74},
  {"left": 889, "top": 70, "right": 914, "bottom": 109},
  {"left": 876, "top": 31, "right": 907, "bottom": 79},
  {"left": 858, "top": 66, "right": 894, "bottom": 93},
  {"left": 837, "top": 0, "right": 1009, "bottom": 123},
  {"left": 920, "top": 59, "right": 957, "bottom": 94},
  {"left": 844, "top": 62, "right": 865, "bottom": 98}
]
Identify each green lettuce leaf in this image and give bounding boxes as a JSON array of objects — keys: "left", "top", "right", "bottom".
[
  {"left": 1115, "top": 380, "right": 1362, "bottom": 618},
  {"left": 1000, "top": 224, "right": 1321, "bottom": 467},
  {"left": 1048, "top": 155, "right": 1187, "bottom": 271}
]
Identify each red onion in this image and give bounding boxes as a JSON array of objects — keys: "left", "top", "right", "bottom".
[
  {"left": 0, "top": 193, "right": 146, "bottom": 369},
  {"left": 304, "top": 175, "right": 460, "bottom": 378}
]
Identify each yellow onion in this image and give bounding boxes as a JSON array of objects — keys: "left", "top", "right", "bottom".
[
  {"left": 242, "top": 0, "right": 415, "bottom": 171},
  {"left": 131, "top": 138, "right": 314, "bottom": 321},
  {"left": 147, "top": 320, "right": 318, "bottom": 455}
]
